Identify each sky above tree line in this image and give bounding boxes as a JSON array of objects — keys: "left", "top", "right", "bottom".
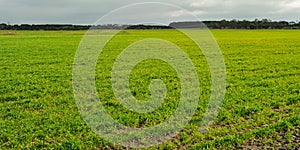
[{"left": 0, "top": 0, "right": 299, "bottom": 24}]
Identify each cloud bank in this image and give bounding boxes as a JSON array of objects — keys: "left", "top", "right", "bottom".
[{"left": 0, "top": 0, "right": 299, "bottom": 24}]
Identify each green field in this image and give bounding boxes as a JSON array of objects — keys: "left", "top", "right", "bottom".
[{"left": 0, "top": 30, "right": 299, "bottom": 149}]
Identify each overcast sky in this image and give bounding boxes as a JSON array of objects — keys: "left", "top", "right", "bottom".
[{"left": 0, "top": 0, "right": 299, "bottom": 24}]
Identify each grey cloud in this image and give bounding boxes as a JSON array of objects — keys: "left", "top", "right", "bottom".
[
  {"left": 184, "top": 0, "right": 300, "bottom": 21},
  {"left": 0, "top": 0, "right": 299, "bottom": 24}
]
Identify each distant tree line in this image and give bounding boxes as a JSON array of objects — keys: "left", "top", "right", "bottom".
[
  {"left": 0, "top": 23, "right": 174, "bottom": 30},
  {"left": 125, "top": 25, "right": 173, "bottom": 30},
  {"left": 0, "top": 24, "right": 91, "bottom": 30},
  {"left": 0, "top": 19, "right": 299, "bottom": 30},
  {"left": 171, "top": 19, "right": 300, "bottom": 29}
]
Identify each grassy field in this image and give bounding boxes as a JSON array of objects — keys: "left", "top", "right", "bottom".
[{"left": 0, "top": 30, "right": 299, "bottom": 149}]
